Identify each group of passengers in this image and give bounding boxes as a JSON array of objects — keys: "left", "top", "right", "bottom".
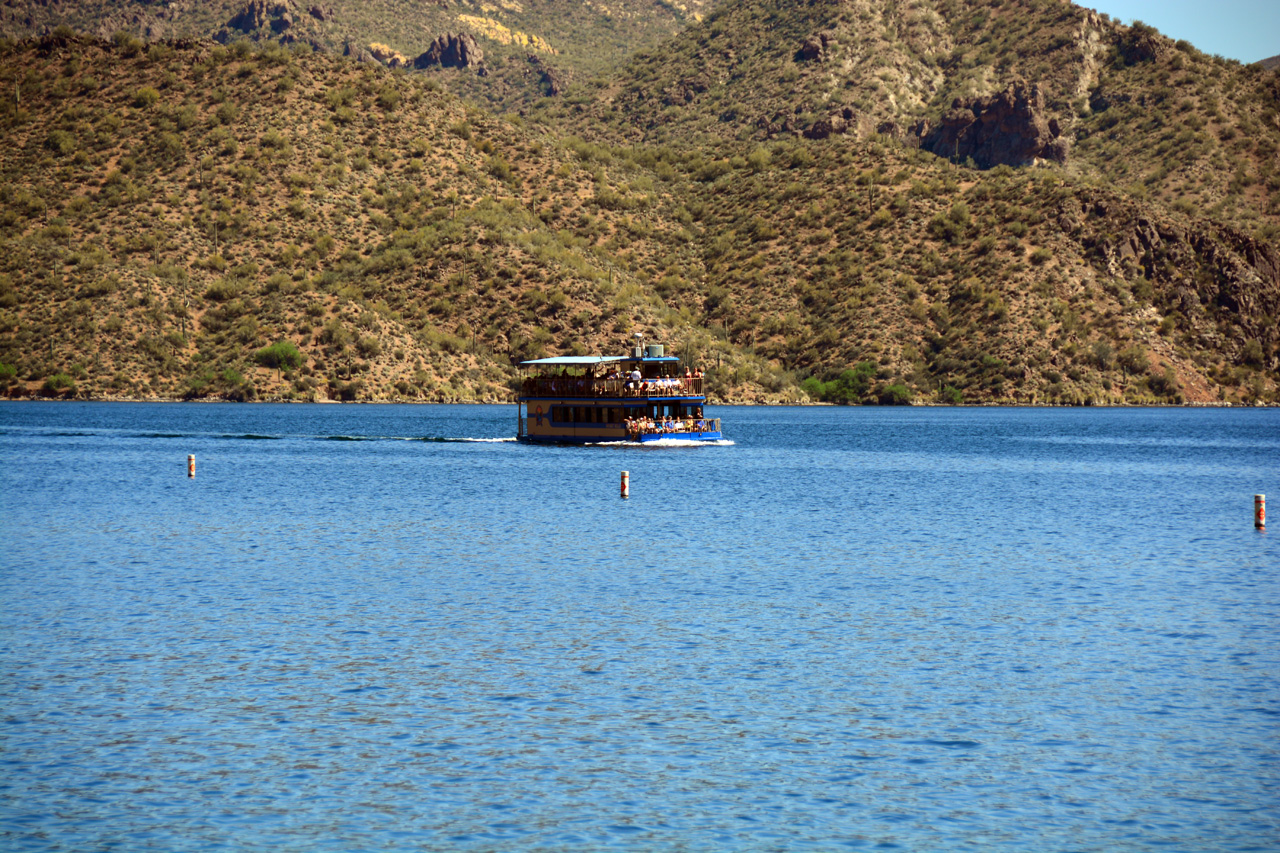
[
  {"left": 527, "top": 366, "right": 707, "bottom": 397},
  {"left": 624, "top": 414, "right": 709, "bottom": 436},
  {"left": 618, "top": 367, "right": 705, "bottom": 394}
]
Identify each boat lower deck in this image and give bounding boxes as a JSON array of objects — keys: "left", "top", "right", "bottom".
[
  {"left": 517, "top": 395, "right": 716, "bottom": 444},
  {"left": 518, "top": 426, "right": 723, "bottom": 445}
]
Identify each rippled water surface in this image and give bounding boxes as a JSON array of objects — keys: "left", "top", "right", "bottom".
[{"left": 2, "top": 402, "right": 1277, "bottom": 851}]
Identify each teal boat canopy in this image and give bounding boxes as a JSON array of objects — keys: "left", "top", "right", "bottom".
[{"left": 518, "top": 356, "right": 628, "bottom": 367}]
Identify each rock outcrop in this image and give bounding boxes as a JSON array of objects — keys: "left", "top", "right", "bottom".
[
  {"left": 920, "top": 81, "right": 1068, "bottom": 168},
  {"left": 1069, "top": 193, "right": 1280, "bottom": 367},
  {"left": 367, "top": 42, "right": 410, "bottom": 68},
  {"left": 661, "top": 75, "right": 710, "bottom": 107},
  {"left": 218, "top": 0, "right": 330, "bottom": 44},
  {"left": 343, "top": 42, "right": 376, "bottom": 63},
  {"left": 803, "top": 106, "right": 854, "bottom": 140},
  {"left": 414, "top": 33, "right": 484, "bottom": 71},
  {"left": 1117, "top": 22, "right": 1168, "bottom": 66},
  {"left": 526, "top": 55, "right": 567, "bottom": 96},
  {"left": 227, "top": 1, "right": 294, "bottom": 36},
  {"left": 796, "top": 31, "right": 837, "bottom": 62}
]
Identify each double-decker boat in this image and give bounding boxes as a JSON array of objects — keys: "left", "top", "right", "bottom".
[{"left": 516, "top": 343, "right": 723, "bottom": 444}]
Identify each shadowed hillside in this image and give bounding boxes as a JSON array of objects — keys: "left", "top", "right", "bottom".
[{"left": 675, "top": 137, "right": 1278, "bottom": 404}]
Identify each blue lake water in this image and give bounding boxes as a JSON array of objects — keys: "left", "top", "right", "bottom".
[{"left": 1, "top": 402, "right": 1277, "bottom": 851}]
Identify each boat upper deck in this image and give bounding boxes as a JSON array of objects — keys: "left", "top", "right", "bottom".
[
  {"left": 519, "top": 375, "right": 703, "bottom": 399},
  {"left": 517, "top": 351, "right": 706, "bottom": 401}
]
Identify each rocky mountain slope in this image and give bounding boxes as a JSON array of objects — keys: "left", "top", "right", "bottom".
[
  {"left": 538, "top": 0, "right": 1278, "bottom": 243},
  {"left": 0, "top": 2, "right": 1276, "bottom": 405},
  {"left": 0, "top": 0, "right": 715, "bottom": 112}
]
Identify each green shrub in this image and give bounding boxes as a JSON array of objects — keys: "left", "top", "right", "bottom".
[
  {"left": 377, "top": 85, "right": 400, "bottom": 111},
  {"left": 204, "top": 279, "right": 242, "bottom": 301},
  {"left": 803, "top": 361, "right": 877, "bottom": 404},
  {"left": 41, "top": 373, "right": 76, "bottom": 395},
  {"left": 45, "top": 129, "right": 76, "bottom": 155},
  {"left": 1118, "top": 344, "right": 1150, "bottom": 375},
  {"left": 253, "top": 340, "right": 303, "bottom": 370},
  {"left": 1092, "top": 340, "right": 1115, "bottom": 369},
  {"left": 133, "top": 86, "right": 160, "bottom": 108},
  {"left": 485, "top": 156, "right": 513, "bottom": 182},
  {"left": 877, "top": 383, "right": 914, "bottom": 405},
  {"left": 1149, "top": 367, "right": 1180, "bottom": 398},
  {"left": 112, "top": 30, "right": 144, "bottom": 56},
  {"left": 329, "top": 378, "right": 362, "bottom": 401}
]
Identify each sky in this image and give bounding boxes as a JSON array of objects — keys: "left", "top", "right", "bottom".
[{"left": 1085, "top": 0, "right": 1278, "bottom": 64}]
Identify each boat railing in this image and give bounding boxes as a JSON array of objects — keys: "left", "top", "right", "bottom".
[
  {"left": 520, "top": 376, "right": 703, "bottom": 398},
  {"left": 625, "top": 417, "right": 720, "bottom": 438}
]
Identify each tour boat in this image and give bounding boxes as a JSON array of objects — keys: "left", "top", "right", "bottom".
[{"left": 516, "top": 344, "right": 723, "bottom": 444}]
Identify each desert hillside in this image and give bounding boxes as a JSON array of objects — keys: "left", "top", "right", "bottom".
[
  {"left": 539, "top": 0, "right": 1279, "bottom": 242},
  {"left": 0, "top": 2, "right": 1276, "bottom": 405}
]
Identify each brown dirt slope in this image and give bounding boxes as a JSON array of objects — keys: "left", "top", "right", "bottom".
[{"left": 0, "top": 34, "right": 1276, "bottom": 405}]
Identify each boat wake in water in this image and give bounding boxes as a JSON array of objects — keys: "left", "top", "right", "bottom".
[
  {"left": 328, "top": 435, "right": 518, "bottom": 443},
  {"left": 590, "top": 438, "right": 735, "bottom": 448},
  {"left": 2, "top": 426, "right": 516, "bottom": 443}
]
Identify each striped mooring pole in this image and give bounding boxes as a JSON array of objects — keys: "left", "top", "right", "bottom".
[
  {"left": 621, "top": 470, "right": 629, "bottom": 499},
  {"left": 1256, "top": 494, "right": 1266, "bottom": 529}
]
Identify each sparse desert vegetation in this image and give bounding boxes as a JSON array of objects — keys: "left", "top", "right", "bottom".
[{"left": 0, "top": 0, "right": 1276, "bottom": 405}]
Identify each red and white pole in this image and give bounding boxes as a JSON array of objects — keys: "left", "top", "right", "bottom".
[
  {"left": 187, "top": 454, "right": 195, "bottom": 478},
  {"left": 621, "top": 470, "right": 629, "bottom": 498},
  {"left": 1256, "top": 494, "right": 1266, "bottom": 529}
]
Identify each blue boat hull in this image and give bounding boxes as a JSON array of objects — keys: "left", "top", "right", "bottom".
[{"left": 518, "top": 430, "right": 723, "bottom": 445}]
